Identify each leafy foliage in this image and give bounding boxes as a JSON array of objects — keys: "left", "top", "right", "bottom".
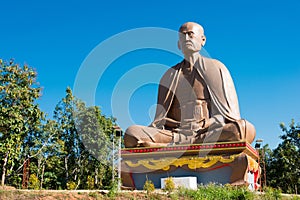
[
  {"left": 66, "top": 181, "right": 77, "bottom": 190},
  {"left": 176, "top": 184, "right": 256, "bottom": 200},
  {"left": 28, "top": 174, "right": 40, "bottom": 190},
  {"left": 0, "top": 59, "right": 44, "bottom": 186},
  {"left": 0, "top": 62, "right": 117, "bottom": 189},
  {"left": 162, "top": 177, "right": 175, "bottom": 194},
  {"left": 34, "top": 87, "right": 117, "bottom": 190},
  {"left": 143, "top": 179, "right": 155, "bottom": 195},
  {"left": 266, "top": 120, "right": 300, "bottom": 194},
  {"left": 261, "top": 187, "right": 282, "bottom": 200},
  {"left": 86, "top": 176, "right": 95, "bottom": 190},
  {"left": 107, "top": 179, "right": 119, "bottom": 198}
]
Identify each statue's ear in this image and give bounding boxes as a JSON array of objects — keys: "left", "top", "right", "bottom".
[
  {"left": 201, "top": 35, "right": 206, "bottom": 47},
  {"left": 177, "top": 40, "right": 181, "bottom": 50}
]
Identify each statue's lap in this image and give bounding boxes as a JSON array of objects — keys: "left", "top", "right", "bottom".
[{"left": 124, "top": 119, "right": 255, "bottom": 148}]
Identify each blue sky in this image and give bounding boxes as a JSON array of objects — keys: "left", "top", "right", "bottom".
[{"left": 1, "top": 0, "right": 299, "bottom": 149}]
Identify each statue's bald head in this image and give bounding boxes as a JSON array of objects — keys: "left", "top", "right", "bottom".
[{"left": 179, "top": 22, "right": 204, "bottom": 35}]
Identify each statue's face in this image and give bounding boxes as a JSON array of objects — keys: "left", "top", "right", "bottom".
[{"left": 178, "top": 23, "right": 206, "bottom": 55}]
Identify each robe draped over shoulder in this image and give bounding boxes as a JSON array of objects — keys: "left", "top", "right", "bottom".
[{"left": 150, "top": 55, "right": 241, "bottom": 129}]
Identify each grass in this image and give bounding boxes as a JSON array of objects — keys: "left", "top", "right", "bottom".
[
  {"left": 174, "top": 184, "right": 255, "bottom": 200},
  {"left": 0, "top": 184, "right": 299, "bottom": 200}
]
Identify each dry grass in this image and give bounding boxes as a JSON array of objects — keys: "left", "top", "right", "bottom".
[
  {"left": 0, "top": 189, "right": 165, "bottom": 200},
  {"left": 0, "top": 190, "right": 98, "bottom": 200},
  {"left": 0, "top": 186, "right": 299, "bottom": 200}
]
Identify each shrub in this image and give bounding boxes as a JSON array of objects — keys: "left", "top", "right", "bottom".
[
  {"left": 262, "top": 187, "right": 282, "bottom": 200},
  {"left": 143, "top": 179, "right": 155, "bottom": 195},
  {"left": 66, "top": 181, "right": 76, "bottom": 190},
  {"left": 163, "top": 177, "right": 175, "bottom": 194},
  {"left": 87, "top": 176, "right": 95, "bottom": 190},
  {"left": 107, "top": 179, "right": 119, "bottom": 198},
  {"left": 227, "top": 185, "right": 254, "bottom": 200},
  {"left": 176, "top": 183, "right": 255, "bottom": 200},
  {"left": 28, "top": 174, "right": 40, "bottom": 190}
]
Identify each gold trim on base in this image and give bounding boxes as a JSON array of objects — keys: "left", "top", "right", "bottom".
[{"left": 125, "top": 153, "right": 242, "bottom": 170}]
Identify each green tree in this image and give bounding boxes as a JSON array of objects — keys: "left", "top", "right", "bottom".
[
  {"left": 75, "top": 105, "right": 115, "bottom": 189},
  {"left": 25, "top": 119, "right": 61, "bottom": 189},
  {"left": 0, "top": 59, "right": 43, "bottom": 186},
  {"left": 266, "top": 120, "right": 300, "bottom": 194},
  {"left": 53, "top": 87, "right": 81, "bottom": 189},
  {"left": 52, "top": 87, "right": 116, "bottom": 189}
]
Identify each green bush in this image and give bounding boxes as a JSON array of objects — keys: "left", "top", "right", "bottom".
[
  {"left": 261, "top": 187, "right": 282, "bottom": 200},
  {"left": 66, "top": 181, "right": 77, "bottom": 190},
  {"left": 176, "top": 183, "right": 255, "bottom": 200},
  {"left": 162, "top": 177, "right": 175, "bottom": 194},
  {"left": 143, "top": 179, "right": 155, "bottom": 195},
  {"left": 87, "top": 175, "right": 95, "bottom": 190},
  {"left": 107, "top": 179, "right": 119, "bottom": 198},
  {"left": 227, "top": 185, "right": 254, "bottom": 200},
  {"left": 28, "top": 174, "right": 40, "bottom": 190}
]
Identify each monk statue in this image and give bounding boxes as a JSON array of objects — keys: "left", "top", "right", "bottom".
[{"left": 124, "top": 22, "right": 256, "bottom": 148}]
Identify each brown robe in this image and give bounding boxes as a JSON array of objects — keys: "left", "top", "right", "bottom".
[{"left": 150, "top": 55, "right": 241, "bottom": 129}]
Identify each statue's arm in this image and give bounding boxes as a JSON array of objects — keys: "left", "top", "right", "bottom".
[
  {"left": 150, "top": 68, "right": 174, "bottom": 128},
  {"left": 217, "top": 60, "right": 241, "bottom": 120},
  {"left": 199, "top": 58, "right": 240, "bottom": 129},
  {"left": 150, "top": 66, "right": 180, "bottom": 129},
  {"left": 207, "top": 59, "right": 241, "bottom": 121}
]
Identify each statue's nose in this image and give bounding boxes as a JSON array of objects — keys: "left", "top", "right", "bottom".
[{"left": 185, "top": 33, "right": 190, "bottom": 40}]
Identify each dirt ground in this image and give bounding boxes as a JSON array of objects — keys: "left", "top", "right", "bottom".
[{"left": 0, "top": 187, "right": 170, "bottom": 200}]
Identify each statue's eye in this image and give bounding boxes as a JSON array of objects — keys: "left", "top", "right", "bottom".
[
  {"left": 179, "top": 31, "right": 195, "bottom": 38},
  {"left": 188, "top": 32, "right": 194, "bottom": 37}
]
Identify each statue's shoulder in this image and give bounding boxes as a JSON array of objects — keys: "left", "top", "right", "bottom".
[
  {"left": 165, "top": 61, "right": 182, "bottom": 74},
  {"left": 160, "top": 62, "right": 182, "bottom": 82},
  {"left": 170, "top": 61, "right": 182, "bottom": 70},
  {"left": 202, "top": 56, "right": 229, "bottom": 72}
]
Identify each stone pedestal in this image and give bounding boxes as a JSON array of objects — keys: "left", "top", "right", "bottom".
[{"left": 121, "top": 141, "right": 260, "bottom": 190}]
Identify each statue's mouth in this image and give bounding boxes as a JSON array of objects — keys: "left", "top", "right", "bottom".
[{"left": 184, "top": 42, "right": 193, "bottom": 46}]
